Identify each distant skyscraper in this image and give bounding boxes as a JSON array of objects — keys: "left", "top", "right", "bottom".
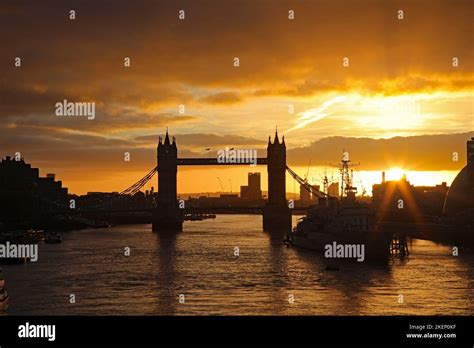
[{"left": 240, "top": 172, "right": 262, "bottom": 200}]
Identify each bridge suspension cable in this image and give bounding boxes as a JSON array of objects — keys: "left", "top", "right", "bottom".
[
  {"left": 120, "top": 166, "right": 158, "bottom": 196},
  {"left": 286, "top": 165, "right": 327, "bottom": 198},
  {"left": 120, "top": 165, "right": 326, "bottom": 198}
]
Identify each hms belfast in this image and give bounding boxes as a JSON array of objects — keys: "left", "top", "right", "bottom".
[
  {"left": 290, "top": 151, "right": 391, "bottom": 262},
  {"left": 291, "top": 137, "right": 474, "bottom": 261}
]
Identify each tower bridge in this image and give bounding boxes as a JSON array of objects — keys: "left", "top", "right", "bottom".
[
  {"left": 154, "top": 129, "right": 292, "bottom": 232},
  {"left": 119, "top": 129, "right": 326, "bottom": 233}
]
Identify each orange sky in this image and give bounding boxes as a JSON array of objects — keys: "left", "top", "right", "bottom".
[{"left": 0, "top": 0, "right": 472, "bottom": 194}]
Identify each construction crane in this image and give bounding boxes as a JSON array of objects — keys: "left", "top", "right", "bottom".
[
  {"left": 217, "top": 177, "right": 225, "bottom": 192},
  {"left": 312, "top": 163, "right": 335, "bottom": 196},
  {"left": 320, "top": 169, "right": 329, "bottom": 195},
  {"left": 355, "top": 170, "right": 367, "bottom": 197},
  {"left": 304, "top": 159, "right": 311, "bottom": 183}
]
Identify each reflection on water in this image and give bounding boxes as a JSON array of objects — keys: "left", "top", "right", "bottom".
[{"left": 1, "top": 215, "right": 473, "bottom": 315}]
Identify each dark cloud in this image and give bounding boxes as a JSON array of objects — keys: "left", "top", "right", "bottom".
[
  {"left": 287, "top": 132, "right": 474, "bottom": 170},
  {"left": 1, "top": 0, "right": 472, "bottom": 104},
  {"left": 0, "top": 0, "right": 471, "bottom": 193},
  {"left": 135, "top": 132, "right": 266, "bottom": 147},
  {"left": 198, "top": 92, "right": 243, "bottom": 105}
]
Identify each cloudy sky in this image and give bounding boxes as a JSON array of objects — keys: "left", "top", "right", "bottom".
[{"left": 0, "top": 0, "right": 472, "bottom": 194}]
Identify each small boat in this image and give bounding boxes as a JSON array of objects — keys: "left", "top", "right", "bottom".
[
  {"left": 0, "top": 269, "right": 9, "bottom": 310},
  {"left": 184, "top": 214, "right": 204, "bottom": 221},
  {"left": 45, "top": 233, "right": 62, "bottom": 244},
  {"left": 183, "top": 213, "right": 218, "bottom": 221}
]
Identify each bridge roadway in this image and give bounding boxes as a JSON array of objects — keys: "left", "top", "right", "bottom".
[{"left": 176, "top": 158, "right": 268, "bottom": 166}]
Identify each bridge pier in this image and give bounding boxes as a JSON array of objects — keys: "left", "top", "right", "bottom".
[
  {"left": 262, "top": 131, "right": 291, "bottom": 233},
  {"left": 153, "top": 130, "right": 183, "bottom": 233},
  {"left": 152, "top": 203, "right": 183, "bottom": 232},
  {"left": 263, "top": 205, "right": 291, "bottom": 231}
]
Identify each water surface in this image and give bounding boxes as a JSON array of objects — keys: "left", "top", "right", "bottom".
[{"left": 2, "top": 215, "right": 473, "bottom": 315}]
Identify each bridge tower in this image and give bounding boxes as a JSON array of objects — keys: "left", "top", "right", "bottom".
[
  {"left": 152, "top": 129, "right": 183, "bottom": 231},
  {"left": 263, "top": 130, "right": 291, "bottom": 231}
]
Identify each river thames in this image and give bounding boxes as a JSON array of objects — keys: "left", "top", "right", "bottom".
[{"left": 2, "top": 215, "right": 473, "bottom": 315}]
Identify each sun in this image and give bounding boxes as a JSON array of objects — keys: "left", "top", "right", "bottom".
[{"left": 386, "top": 167, "right": 405, "bottom": 180}]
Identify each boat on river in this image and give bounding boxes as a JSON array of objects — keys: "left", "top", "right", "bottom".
[{"left": 290, "top": 151, "right": 391, "bottom": 263}]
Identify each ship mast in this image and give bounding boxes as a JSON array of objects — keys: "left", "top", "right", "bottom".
[{"left": 338, "top": 149, "right": 359, "bottom": 201}]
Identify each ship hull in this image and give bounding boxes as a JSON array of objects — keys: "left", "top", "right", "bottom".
[
  {"left": 291, "top": 231, "right": 390, "bottom": 263},
  {"left": 291, "top": 232, "right": 332, "bottom": 251}
]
